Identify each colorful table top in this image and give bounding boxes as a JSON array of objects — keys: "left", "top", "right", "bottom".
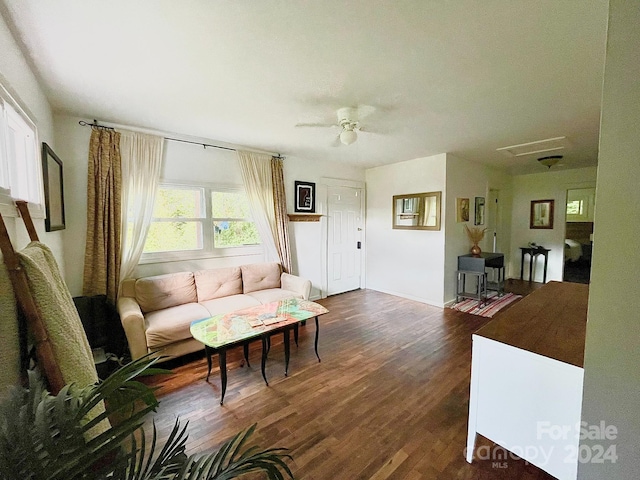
[{"left": 190, "top": 298, "right": 329, "bottom": 349}]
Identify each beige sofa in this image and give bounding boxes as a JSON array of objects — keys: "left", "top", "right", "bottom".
[{"left": 117, "top": 262, "right": 311, "bottom": 361}]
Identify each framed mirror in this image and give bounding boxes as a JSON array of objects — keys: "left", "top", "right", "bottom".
[
  {"left": 530, "top": 199, "right": 554, "bottom": 229},
  {"left": 392, "top": 191, "right": 442, "bottom": 230}
]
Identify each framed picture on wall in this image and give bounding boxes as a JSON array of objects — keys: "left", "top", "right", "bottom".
[
  {"left": 474, "top": 197, "right": 485, "bottom": 225},
  {"left": 530, "top": 199, "right": 554, "bottom": 229},
  {"left": 294, "top": 180, "right": 316, "bottom": 213},
  {"left": 456, "top": 197, "right": 470, "bottom": 222},
  {"left": 41, "top": 142, "right": 66, "bottom": 232}
]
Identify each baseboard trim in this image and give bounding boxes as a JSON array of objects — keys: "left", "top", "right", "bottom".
[{"left": 365, "top": 287, "right": 445, "bottom": 309}]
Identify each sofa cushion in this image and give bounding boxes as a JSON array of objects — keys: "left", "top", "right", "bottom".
[
  {"left": 145, "top": 302, "right": 210, "bottom": 349},
  {"left": 135, "top": 272, "right": 197, "bottom": 313},
  {"left": 246, "top": 288, "right": 303, "bottom": 304},
  {"left": 241, "top": 262, "right": 281, "bottom": 294},
  {"left": 195, "top": 267, "right": 242, "bottom": 302},
  {"left": 199, "top": 294, "right": 261, "bottom": 317}
]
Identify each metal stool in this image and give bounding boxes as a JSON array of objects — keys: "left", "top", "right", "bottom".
[{"left": 455, "top": 256, "right": 488, "bottom": 307}]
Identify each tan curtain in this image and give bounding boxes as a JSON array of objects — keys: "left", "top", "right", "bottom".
[
  {"left": 83, "top": 128, "right": 122, "bottom": 303},
  {"left": 271, "top": 157, "right": 292, "bottom": 273}
]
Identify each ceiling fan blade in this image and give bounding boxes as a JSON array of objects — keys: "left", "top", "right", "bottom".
[
  {"left": 295, "top": 122, "right": 337, "bottom": 128},
  {"left": 357, "top": 105, "right": 376, "bottom": 119},
  {"left": 358, "top": 125, "right": 390, "bottom": 135},
  {"left": 330, "top": 134, "right": 342, "bottom": 147}
]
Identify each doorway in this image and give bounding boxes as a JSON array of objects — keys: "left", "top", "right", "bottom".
[
  {"left": 563, "top": 187, "right": 595, "bottom": 284},
  {"left": 326, "top": 184, "right": 364, "bottom": 295}
]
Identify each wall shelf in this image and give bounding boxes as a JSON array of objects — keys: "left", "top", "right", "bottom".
[{"left": 288, "top": 213, "right": 322, "bottom": 222}]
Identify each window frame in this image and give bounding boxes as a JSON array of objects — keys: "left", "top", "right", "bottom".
[
  {"left": 139, "top": 181, "right": 262, "bottom": 264},
  {"left": 0, "top": 83, "right": 44, "bottom": 218}
]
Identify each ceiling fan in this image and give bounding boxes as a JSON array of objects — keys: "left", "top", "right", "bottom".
[{"left": 296, "top": 106, "right": 376, "bottom": 146}]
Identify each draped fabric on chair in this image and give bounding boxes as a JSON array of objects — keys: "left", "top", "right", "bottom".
[
  {"left": 0, "top": 258, "right": 20, "bottom": 394},
  {"left": 83, "top": 128, "right": 122, "bottom": 303},
  {"left": 118, "top": 130, "right": 164, "bottom": 291},
  {"left": 271, "top": 157, "right": 292, "bottom": 273},
  {"left": 237, "top": 151, "right": 292, "bottom": 272}
]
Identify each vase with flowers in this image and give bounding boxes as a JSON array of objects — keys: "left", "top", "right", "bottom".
[{"left": 464, "top": 224, "right": 487, "bottom": 255}]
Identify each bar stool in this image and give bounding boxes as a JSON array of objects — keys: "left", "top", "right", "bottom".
[{"left": 455, "top": 256, "right": 488, "bottom": 307}]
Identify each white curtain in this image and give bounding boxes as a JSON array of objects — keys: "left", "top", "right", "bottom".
[
  {"left": 118, "top": 130, "right": 164, "bottom": 290},
  {"left": 237, "top": 150, "right": 280, "bottom": 263}
]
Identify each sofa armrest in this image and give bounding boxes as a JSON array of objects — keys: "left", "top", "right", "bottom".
[
  {"left": 281, "top": 272, "right": 312, "bottom": 300},
  {"left": 117, "top": 296, "right": 148, "bottom": 360}
]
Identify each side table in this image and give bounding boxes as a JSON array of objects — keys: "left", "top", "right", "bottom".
[{"left": 520, "top": 247, "right": 551, "bottom": 283}]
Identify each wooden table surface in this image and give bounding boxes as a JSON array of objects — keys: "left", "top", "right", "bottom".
[{"left": 474, "top": 281, "right": 588, "bottom": 367}]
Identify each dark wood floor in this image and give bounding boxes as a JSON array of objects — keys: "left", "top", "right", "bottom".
[{"left": 143, "top": 280, "right": 554, "bottom": 479}]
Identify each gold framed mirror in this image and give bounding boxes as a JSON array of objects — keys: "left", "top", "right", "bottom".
[{"left": 392, "top": 191, "right": 442, "bottom": 230}]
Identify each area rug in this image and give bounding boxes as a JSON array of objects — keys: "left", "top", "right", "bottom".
[{"left": 449, "top": 292, "right": 522, "bottom": 318}]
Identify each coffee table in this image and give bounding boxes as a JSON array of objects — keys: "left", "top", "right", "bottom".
[{"left": 190, "top": 298, "right": 329, "bottom": 404}]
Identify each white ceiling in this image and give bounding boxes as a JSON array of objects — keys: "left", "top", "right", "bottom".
[{"left": 1, "top": 0, "right": 608, "bottom": 173}]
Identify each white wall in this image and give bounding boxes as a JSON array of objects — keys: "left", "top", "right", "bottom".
[
  {"left": 283, "top": 155, "right": 365, "bottom": 299},
  {"left": 579, "top": 0, "right": 640, "bottom": 477},
  {"left": 509, "top": 167, "right": 597, "bottom": 282},
  {"left": 0, "top": 13, "right": 62, "bottom": 260},
  {"left": 443, "top": 155, "right": 512, "bottom": 304},
  {"left": 0, "top": 11, "right": 59, "bottom": 394},
  {"left": 365, "top": 154, "right": 447, "bottom": 307},
  {"left": 53, "top": 114, "right": 366, "bottom": 297},
  {"left": 52, "top": 115, "right": 91, "bottom": 295}
]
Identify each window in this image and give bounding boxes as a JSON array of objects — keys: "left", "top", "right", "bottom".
[
  {"left": 566, "top": 187, "right": 595, "bottom": 222},
  {"left": 566, "top": 200, "right": 583, "bottom": 216},
  {"left": 144, "top": 186, "right": 205, "bottom": 253},
  {"left": 211, "top": 190, "right": 260, "bottom": 247},
  {"left": 141, "top": 183, "right": 261, "bottom": 261},
  {"left": 0, "top": 86, "right": 42, "bottom": 210}
]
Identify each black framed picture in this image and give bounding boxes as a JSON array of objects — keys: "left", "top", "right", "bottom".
[
  {"left": 294, "top": 181, "right": 315, "bottom": 213},
  {"left": 474, "top": 197, "right": 485, "bottom": 225},
  {"left": 41, "top": 142, "right": 66, "bottom": 231}
]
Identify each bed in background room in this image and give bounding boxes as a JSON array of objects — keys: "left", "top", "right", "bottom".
[
  {"left": 563, "top": 222, "right": 593, "bottom": 284},
  {"left": 565, "top": 238, "right": 583, "bottom": 262}
]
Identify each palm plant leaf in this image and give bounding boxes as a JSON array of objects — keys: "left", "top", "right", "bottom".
[
  {"left": 175, "top": 424, "right": 293, "bottom": 480},
  {"left": 118, "top": 420, "right": 188, "bottom": 480},
  {"left": 0, "top": 354, "right": 294, "bottom": 480},
  {"left": 0, "top": 355, "right": 169, "bottom": 480}
]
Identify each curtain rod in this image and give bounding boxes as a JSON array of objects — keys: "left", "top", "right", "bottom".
[{"left": 78, "top": 120, "right": 284, "bottom": 159}]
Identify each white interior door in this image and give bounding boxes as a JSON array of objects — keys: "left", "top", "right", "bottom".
[{"left": 327, "top": 185, "right": 363, "bottom": 295}]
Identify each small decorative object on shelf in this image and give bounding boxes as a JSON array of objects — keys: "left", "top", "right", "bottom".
[{"left": 465, "top": 224, "right": 487, "bottom": 255}]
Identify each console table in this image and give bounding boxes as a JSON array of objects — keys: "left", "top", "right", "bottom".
[{"left": 520, "top": 246, "right": 550, "bottom": 283}]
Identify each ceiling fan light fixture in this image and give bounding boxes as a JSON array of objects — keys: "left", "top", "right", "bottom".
[
  {"left": 340, "top": 128, "right": 357, "bottom": 145},
  {"left": 538, "top": 155, "right": 562, "bottom": 168}
]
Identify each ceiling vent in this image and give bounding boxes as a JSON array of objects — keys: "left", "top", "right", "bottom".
[{"left": 496, "top": 136, "right": 568, "bottom": 157}]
